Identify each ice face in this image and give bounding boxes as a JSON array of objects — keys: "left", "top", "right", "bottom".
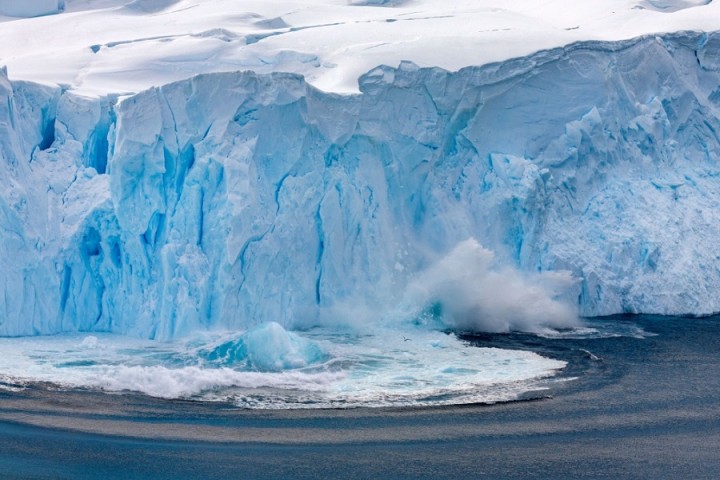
[
  {"left": 0, "top": 0, "right": 64, "bottom": 18},
  {"left": 1, "top": 32, "right": 720, "bottom": 339}
]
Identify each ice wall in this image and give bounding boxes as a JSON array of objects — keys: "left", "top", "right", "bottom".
[
  {"left": 0, "top": 0, "right": 64, "bottom": 17},
  {"left": 2, "top": 32, "right": 720, "bottom": 338}
]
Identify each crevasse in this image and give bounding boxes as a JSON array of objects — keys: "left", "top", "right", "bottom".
[{"left": 2, "top": 31, "right": 720, "bottom": 339}]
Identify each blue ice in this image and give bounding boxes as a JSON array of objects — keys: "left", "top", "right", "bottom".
[{"left": 2, "top": 32, "right": 720, "bottom": 340}]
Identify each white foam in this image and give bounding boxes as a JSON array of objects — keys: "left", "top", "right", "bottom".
[
  {"left": 0, "top": 327, "right": 565, "bottom": 408},
  {"left": 79, "top": 335, "right": 99, "bottom": 349},
  {"left": 537, "top": 320, "right": 657, "bottom": 339},
  {"left": 399, "top": 239, "right": 580, "bottom": 333}
]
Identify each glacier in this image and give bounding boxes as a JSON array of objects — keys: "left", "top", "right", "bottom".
[
  {"left": 2, "top": 31, "right": 720, "bottom": 340},
  {"left": 0, "top": 0, "right": 64, "bottom": 18}
]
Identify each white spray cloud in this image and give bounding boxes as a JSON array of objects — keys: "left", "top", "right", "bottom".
[{"left": 402, "top": 238, "right": 579, "bottom": 333}]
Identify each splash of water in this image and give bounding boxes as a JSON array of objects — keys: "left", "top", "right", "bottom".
[
  {"left": 0, "top": 328, "right": 567, "bottom": 408},
  {"left": 0, "top": 239, "right": 581, "bottom": 408},
  {"left": 397, "top": 239, "right": 580, "bottom": 333}
]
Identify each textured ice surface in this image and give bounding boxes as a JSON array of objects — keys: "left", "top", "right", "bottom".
[
  {"left": 0, "top": 0, "right": 719, "bottom": 96},
  {"left": 637, "top": 0, "right": 712, "bottom": 13},
  {"left": 2, "top": 32, "right": 720, "bottom": 340},
  {"left": 0, "top": 0, "right": 64, "bottom": 18}
]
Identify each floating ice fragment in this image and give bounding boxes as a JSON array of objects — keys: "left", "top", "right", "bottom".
[
  {"left": 79, "top": 336, "right": 99, "bottom": 349},
  {"left": 202, "top": 322, "right": 327, "bottom": 371}
]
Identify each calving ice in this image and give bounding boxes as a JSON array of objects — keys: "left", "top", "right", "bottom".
[
  {"left": 0, "top": 0, "right": 719, "bottom": 407},
  {"left": 2, "top": 31, "right": 720, "bottom": 338}
]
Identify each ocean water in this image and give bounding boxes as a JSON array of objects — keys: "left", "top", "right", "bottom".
[
  {"left": 0, "top": 315, "right": 718, "bottom": 479},
  {"left": 0, "top": 315, "right": 654, "bottom": 410},
  {"left": 0, "top": 324, "right": 569, "bottom": 409}
]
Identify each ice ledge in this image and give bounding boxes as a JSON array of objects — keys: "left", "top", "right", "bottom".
[
  {"left": 2, "top": 31, "right": 720, "bottom": 338},
  {"left": 1, "top": 0, "right": 720, "bottom": 96},
  {"left": 0, "top": 0, "right": 64, "bottom": 18}
]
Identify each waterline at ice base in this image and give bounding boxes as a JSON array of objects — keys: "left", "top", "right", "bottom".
[
  {"left": 2, "top": 29, "right": 720, "bottom": 407},
  {"left": 0, "top": 232, "right": 577, "bottom": 407}
]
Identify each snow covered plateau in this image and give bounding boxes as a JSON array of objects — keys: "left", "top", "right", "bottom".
[{"left": 1, "top": 0, "right": 720, "bottom": 340}]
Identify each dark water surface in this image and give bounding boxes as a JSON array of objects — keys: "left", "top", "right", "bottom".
[{"left": 1, "top": 315, "right": 719, "bottom": 479}]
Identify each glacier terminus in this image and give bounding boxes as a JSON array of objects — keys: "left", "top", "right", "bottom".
[
  {"left": 1, "top": 0, "right": 720, "bottom": 410},
  {"left": 2, "top": 32, "right": 720, "bottom": 338}
]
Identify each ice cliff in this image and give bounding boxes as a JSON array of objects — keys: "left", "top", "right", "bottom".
[
  {"left": 0, "top": 0, "right": 64, "bottom": 18},
  {"left": 2, "top": 31, "right": 720, "bottom": 338}
]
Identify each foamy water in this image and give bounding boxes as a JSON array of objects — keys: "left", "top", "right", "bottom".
[{"left": 0, "top": 326, "right": 566, "bottom": 409}]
